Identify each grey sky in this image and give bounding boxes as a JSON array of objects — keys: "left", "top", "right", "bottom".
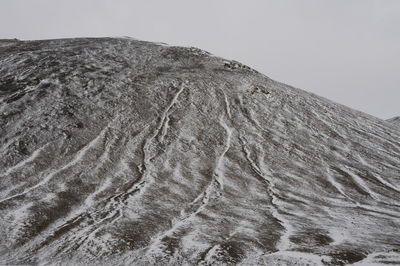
[{"left": 1, "top": 0, "right": 399, "bottom": 119}]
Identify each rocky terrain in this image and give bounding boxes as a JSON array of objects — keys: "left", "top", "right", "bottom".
[{"left": 0, "top": 38, "right": 399, "bottom": 265}]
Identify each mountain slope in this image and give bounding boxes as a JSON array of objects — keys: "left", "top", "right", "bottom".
[
  {"left": 0, "top": 38, "right": 399, "bottom": 265},
  {"left": 387, "top": 116, "right": 400, "bottom": 127}
]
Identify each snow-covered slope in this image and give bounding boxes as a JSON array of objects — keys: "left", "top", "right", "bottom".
[
  {"left": 0, "top": 38, "right": 399, "bottom": 265},
  {"left": 387, "top": 116, "right": 400, "bottom": 127}
]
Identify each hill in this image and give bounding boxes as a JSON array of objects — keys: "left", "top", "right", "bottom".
[{"left": 0, "top": 38, "right": 399, "bottom": 265}]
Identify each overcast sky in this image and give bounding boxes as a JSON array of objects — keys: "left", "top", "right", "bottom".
[{"left": 1, "top": 0, "right": 399, "bottom": 119}]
